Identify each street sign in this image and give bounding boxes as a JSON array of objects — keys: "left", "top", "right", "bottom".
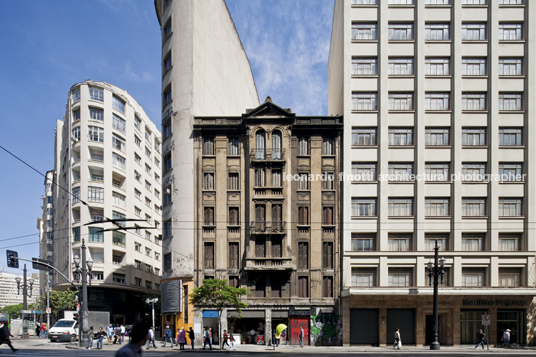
[
  {"left": 482, "top": 314, "right": 491, "bottom": 325},
  {"left": 46, "top": 307, "right": 51, "bottom": 314},
  {"left": 32, "top": 257, "right": 53, "bottom": 272},
  {"left": 76, "top": 303, "right": 80, "bottom": 311},
  {"left": 20, "top": 310, "right": 33, "bottom": 314}
]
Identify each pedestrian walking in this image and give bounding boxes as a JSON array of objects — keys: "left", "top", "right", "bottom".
[
  {"left": 163, "top": 325, "right": 173, "bottom": 347},
  {"left": 87, "top": 326, "right": 95, "bottom": 349},
  {"left": 114, "top": 324, "right": 122, "bottom": 344},
  {"left": 394, "top": 328, "right": 401, "bottom": 349},
  {"left": 146, "top": 327, "right": 157, "bottom": 349},
  {"left": 116, "top": 323, "right": 148, "bottom": 357},
  {"left": 188, "top": 327, "right": 195, "bottom": 350},
  {"left": 502, "top": 329, "right": 510, "bottom": 347},
  {"left": 107, "top": 324, "right": 114, "bottom": 345},
  {"left": 39, "top": 323, "right": 48, "bottom": 338},
  {"left": 35, "top": 321, "right": 41, "bottom": 337},
  {"left": 0, "top": 320, "right": 19, "bottom": 352},
  {"left": 96, "top": 327, "right": 105, "bottom": 349},
  {"left": 121, "top": 324, "right": 125, "bottom": 343},
  {"left": 222, "top": 329, "right": 229, "bottom": 350},
  {"left": 176, "top": 327, "right": 186, "bottom": 350},
  {"left": 203, "top": 327, "right": 212, "bottom": 350},
  {"left": 209, "top": 327, "right": 213, "bottom": 345},
  {"left": 475, "top": 329, "right": 485, "bottom": 349},
  {"left": 229, "top": 332, "right": 236, "bottom": 350}
]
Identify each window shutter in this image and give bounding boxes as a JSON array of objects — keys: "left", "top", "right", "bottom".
[{"left": 205, "top": 243, "right": 214, "bottom": 269}]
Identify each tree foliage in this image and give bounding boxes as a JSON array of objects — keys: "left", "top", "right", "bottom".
[
  {"left": 1, "top": 301, "right": 41, "bottom": 318},
  {"left": 189, "top": 279, "right": 248, "bottom": 315},
  {"left": 49, "top": 289, "right": 78, "bottom": 312}
]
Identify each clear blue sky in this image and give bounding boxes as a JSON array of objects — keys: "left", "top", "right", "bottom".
[{"left": 0, "top": 0, "right": 334, "bottom": 274}]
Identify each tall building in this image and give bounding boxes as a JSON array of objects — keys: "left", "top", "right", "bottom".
[
  {"left": 191, "top": 98, "right": 343, "bottom": 345},
  {"left": 45, "top": 80, "right": 162, "bottom": 324},
  {"left": 0, "top": 271, "right": 40, "bottom": 309},
  {"left": 329, "top": 0, "right": 536, "bottom": 346},
  {"left": 155, "top": 0, "right": 259, "bottom": 338},
  {"left": 37, "top": 170, "right": 55, "bottom": 298}
]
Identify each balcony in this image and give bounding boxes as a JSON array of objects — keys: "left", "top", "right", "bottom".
[
  {"left": 253, "top": 187, "right": 284, "bottom": 197},
  {"left": 244, "top": 257, "right": 294, "bottom": 271},
  {"left": 250, "top": 221, "right": 286, "bottom": 234},
  {"left": 250, "top": 148, "right": 285, "bottom": 162}
]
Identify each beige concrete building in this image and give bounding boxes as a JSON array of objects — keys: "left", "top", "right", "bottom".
[
  {"left": 45, "top": 80, "right": 162, "bottom": 324},
  {"left": 191, "top": 99, "right": 342, "bottom": 345},
  {"left": 155, "top": 0, "right": 260, "bottom": 339},
  {"left": 329, "top": 0, "right": 536, "bottom": 346}
]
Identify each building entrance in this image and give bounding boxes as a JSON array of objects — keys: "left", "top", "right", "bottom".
[
  {"left": 349, "top": 309, "right": 378, "bottom": 345},
  {"left": 497, "top": 310, "right": 523, "bottom": 344},
  {"left": 460, "top": 310, "right": 486, "bottom": 344},
  {"left": 386, "top": 309, "right": 415, "bottom": 345}
]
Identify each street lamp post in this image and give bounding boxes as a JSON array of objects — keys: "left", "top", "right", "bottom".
[
  {"left": 15, "top": 264, "right": 34, "bottom": 339},
  {"left": 427, "top": 240, "right": 445, "bottom": 350},
  {"left": 73, "top": 239, "right": 93, "bottom": 347},
  {"left": 145, "top": 298, "right": 158, "bottom": 332}
]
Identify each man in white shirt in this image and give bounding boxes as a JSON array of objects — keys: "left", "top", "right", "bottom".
[{"left": 146, "top": 327, "right": 157, "bottom": 349}]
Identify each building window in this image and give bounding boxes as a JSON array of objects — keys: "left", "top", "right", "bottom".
[
  {"left": 388, "top": 198, "right": 413, "bottom": 216},
  {"left": 352, "top": 268, "right": 376, "bottom": 287},
  {"left": 389, "top": 0, "right": 414, "bottom": 3},
  {"left": 229, "top": 243, "right": 239, "bottom": 269},
  {"left": 270, "top": 278, "right": 281, "bottom": 298},
  {"left": 388, "top": 127, "right": 413, "bottom": 145},
  {"left": 164, "top": 253, "right": 172, "bottom": 271},
  {"left": 255, "top": 279, "right": 265, "bottom": 298},
  {"left": 112, "top": 153, "right": 126, "bottom": 170},
  {"left": 255, "top": 169, "right": 266, "bottom": 187},
  {"left": 112, "top": 114, "right": 126, "bottom": 133},
  {"left": 164, "top": 20, "right": 172, "bottom": 37},
  {"left": 88, "top": 126, "right": 104, "bottom": 143},
  {"left": 321, "top": 172, "right": 334, "bottom": 190},
  {"left": 462, "top": 93, "right": 486, "bottom": 111},
  {"left": 352, "top": 0, "right": 378, "bottom": 3},
  {"left": 425, "top": 0, "right": 450, "bottom": 4},
  {"left": 112, "top": 96, "right": 125, "bottom": 113},
  {"left": 145, "top": 231, "right": 151, "bottom": 241},
  {"left": 499, "top": 163, "right": 523, "bottom": 182},
  {"left": 134, "top": 136, "right": 141, "bottom": 147},
  {"left": 72, "top": 89, "right": 80, "bottom": 102},
  {"left": 388, "top": 23, "right": 414, "bottom": 40},
  {"left": 203, "top": 137, "right": 214, "bottom": 155},
  {"left": 204, "top": 207, "right": 215, "bottom": 225},
  {"left": 298, "top": 242, "right": 308, "bottom": 269},
  {"left": 73, "top": 110, "right": 80, "bottom": 122},
  {"left": 73, "top": 227, "right": 80, "bottom": 242},
  {"left": 462, "top": 198, "right": 486, "bottom": 217},
  {"left": 462, "top": 234, "right": 484, "bottom": 252},
  {"left": 228, "top": 207, "right": 239, "bottom": 226},
  {"left": 499, "top": 198, "right": 523, "bottom": 217},
  {"left": 134, "top": 116, "right": 140, "bottom": 130},
  {"left": 352, "top": 23, "right": 377, "bottom": 40},
  {"left": 425, "top": 23, "right": 450, "bottom": 40},
  {"left": 425, "top": 58, "right": 450, "bottom": 75},
  {"left": 499, "top": 0, "right": 522, "bottom": 3},
  {"left": 499, "top": 58, "right": 522, "bottom": 76},
  {"left": 298, "top": 276, "right": 308, "bottom": 298},
  {"left": 322, "top": 242, "right": 333, "bottom": 269},
  {"left": 164, "top": 220, "right": 172, "bottom": 238},
  {"left": 112, "top": 192, "right": 126, "bottom": 207},
  {"left": 352, "top": 162, "right": 377, "bottom": 181},
  {"left": 204, "top": 243, "right": 214, "bottom": 269},
  {"left": 462, "top": 268, "right": 485, "bottom": 287},
  {"left": 425, "top": 198, "right": 450, "bottom": 217},
  {"left": 135, "top": 278, "right": 142, "bottom": 287},
  {"left": 499, "top": 233, "right": 521, "bottom": 251},
  {"left": 388, "top": 93, "right": 413, "bottom": 110},
  {"left": 388, "top": 162, "right": 414, "bottom": 181},
  {"left": 462, "top": 58, "right": 487, "bottom": 76},
  {"left": 228, "top": 172, "right": 239, "bottom": 190},
  {"left": 352, "top": 92, "right": 377, "bottom": 111},
  {"left": 388, "top": 58, "right": 413, "bottom": 75},
  {"left": 255, "top": 205, "right": 266, "bottom": 231},
  {"left": 463, "top": 0, "right": 487, "bottom": 3},
  {"left": 425, "top": 92, "right": 450, "bottom": 110},
  {"left": 388, "top": 234, "right": 412, "bottom": 251},
  {"left": 88, "top": 186, "right": 104, "bottom": 203},
  {"left": 163, "top": 123, "right": 171, "bottom": 139},
  {"left": 164, "top": 155, "right": 171, "bottom": 172},
  {"left": 352, "top": 57, "right": 378, "bottom": 75},
  {"left": 72, "top": 127, "right": 80, "bottom": 142},
  {"left": 322, "top": 206, "right": 334, "bottom": 225},
  {"left": 112, "top": 231, "right": 126, "bottom": 247},
  {"left": 297, "top": 173, "right": 309, "bottom": 190},
  {"left": 499, "top": 268, "right": 522, "bottom": 287},
  {"left": 499, "top": 93, "right": 523, "bottom": 111},
  {"left": 228, "top": 276, "right": 238, "bottom": 288},
  {"left": 388, "top": 268, "right": 413, "bottom": 287},
  {"left": 145, "top": 147, "right": 152, "bottom": 159},
  {"left": 89, "top": 87, "right": 104, "bottom": 101},
  {"left": 322, "top": 137, "right": 334, "bottom": 155},
  {"left": 462, "top": 23, "right": 486, "bottom": 40},
  {"left": 113, "top": 273, "right": 126, "bottom": 284},
  {"left": 164, "top": 54, "right": 172, "bottom": 72},
  {"left": 425, "top": 127, "right": 450, "bottom": 145},
  {"left": 351, "top": 233, "right": 375, "bottom": 251},
  {"left": 145, "top": 281, "right": 152, "bottom": 289},
  {"left": 203, "top": 173, "right": 215, "bottom": 190},
  {"left": 72, "top": 187, "right": 80, "bottom": 203},
  {"left": 298, "top": 137, "right": 309, "bottom": 155},
  {"left": 499, "top": 23, "right": 523, "bottom": 40},
  {"left": 425, "top": 234, "right": 448, "bottom": 251},
  {"left": 272, "top": 237, "right": 282, "bottom": 258},
  {"left": 352, "top": 127, "right": 377, "bottom": 146},
  {"left": 322, "top": 276, "right": 333, "bottom": 298},
  {"left": 462, "top": 128, "right": 486, "bottom": 146},
  {"left": 228, "top": 138, "right": 239, "bottom": 156},
  {"left": 298, "top": 207, "right": 309, "bottom": 225},
  {"left": 89, "top": 108, "right": 104, "bottom": 121},
  {"left": 461, "top": 163, "right": 487, "bottom": 180},
  {"left": 352, "top": 198, "right": 377, "bottom": 217},
  {"left": 145, "top": 164, "right": 151, "bottom": 174},
  {"left": 272, "top": 170, "right": 282, "bottom": 187},
  {"left": 112, "top": 135, "right": 126, "bottom": 152}
]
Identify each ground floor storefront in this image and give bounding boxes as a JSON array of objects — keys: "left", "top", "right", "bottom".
[{"left": 342, "top": 294, "right": 536, "bottom": 346}]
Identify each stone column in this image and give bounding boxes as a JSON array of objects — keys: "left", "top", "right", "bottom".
[
  {"left": 194, "top": 309, "right": 203, "bottom": 346},
  {"left": 265, "top": 308, "right": 272, "bottom": 346}
]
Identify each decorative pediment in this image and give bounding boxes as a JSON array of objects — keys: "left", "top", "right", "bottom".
[{"left": 244, "top": 97, "right": 295, "bottom": 119}]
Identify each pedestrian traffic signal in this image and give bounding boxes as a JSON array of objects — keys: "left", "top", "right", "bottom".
[{"left": 6, "top": 250, "right": 19, "bottom": 268}]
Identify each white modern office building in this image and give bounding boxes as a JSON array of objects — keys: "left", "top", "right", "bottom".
[
  {"left": 0, "top": 271, "right": 40, "bottom": 310},
  {"left": 45, "top": 80, "right": 162, "bottom": 324},
  {"left": 329, "top": 0, "right": 536, "bottom": 346}
]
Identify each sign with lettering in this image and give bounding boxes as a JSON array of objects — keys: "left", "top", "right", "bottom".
[
  {"left": 463, "top": 300, "right": 526, "bottom": 306},
  {"left": 482, "top": 315, "right": 490, "bottom": 326}
]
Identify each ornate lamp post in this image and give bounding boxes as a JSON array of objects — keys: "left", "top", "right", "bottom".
[
  {"left": 15, "top": 264, "right": 34, "bottom": 338},
  {"left": 427, "top": 240, "right": 445, "bottom": 350},
  {"left": 73, "top": 239, "right": 93, "bottom": 346}
]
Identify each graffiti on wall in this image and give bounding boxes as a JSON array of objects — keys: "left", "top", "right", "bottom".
[{"left": 310, "top": 314, "right": 342, "bottom": 345}]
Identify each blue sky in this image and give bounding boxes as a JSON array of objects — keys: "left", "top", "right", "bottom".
[{"left": 0, "top": 0, "right": 334, "bottom": 274}]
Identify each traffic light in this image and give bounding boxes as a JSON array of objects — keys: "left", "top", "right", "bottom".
[
  {"left": 6, "top": 250, "right": 18, "bottom": 269},
  {"left": 73, "top": 313, "right": 79, "bottom": 321}
]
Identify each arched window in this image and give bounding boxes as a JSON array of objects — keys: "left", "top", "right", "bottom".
[
  {"left": 272, "top": 130, "right": 282, "bottom": 160},
  {"left": 255, "top": 130, "right": 266, "bottom": 160}
]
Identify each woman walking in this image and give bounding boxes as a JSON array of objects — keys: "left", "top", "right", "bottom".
[
  {"left": 96, "top": 327, "right": 105, "bottom": 349},
  {"left": 176, "top": 327, "right": 186, "bottom": 350},
  {"left": 87, "top": 326, "right": 95, "bottom": 349},
  {"left": 394, "top": 328, "right": 401, "bottom": 349}
]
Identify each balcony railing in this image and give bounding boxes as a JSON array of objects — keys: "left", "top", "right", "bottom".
[
  {"left": 250, "top": 148, "right": 285, "bottom": 161},
  {"left": 244, "top": 257, "right": 293, "bottom": 271},
  {"left": 250, "top": 221, "right": 286, "bottom": 234}
]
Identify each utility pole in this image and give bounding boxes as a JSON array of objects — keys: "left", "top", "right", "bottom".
[{"left": 46, "top": 271, "right": 50, "bottom": 330}]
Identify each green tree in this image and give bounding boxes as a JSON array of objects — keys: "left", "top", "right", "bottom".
[
  {"left": 1, "top": 303, "right": 23, "bottom": 318},
  {"left": 49, "top": 289, "right": 78, "bottom": 317},
  {"left": 189, "top": 279, "right": 248, "bottom": 350}
]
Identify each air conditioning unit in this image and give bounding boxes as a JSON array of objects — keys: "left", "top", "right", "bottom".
[{"left": 165, "top": 188, "right": 171, "bottom": 195}]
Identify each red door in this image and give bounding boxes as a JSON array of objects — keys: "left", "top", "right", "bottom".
[{"left": 290, "top": 317, "right": 309, "bottom": 345}]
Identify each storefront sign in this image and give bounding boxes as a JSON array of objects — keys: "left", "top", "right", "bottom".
[
  {"left": 463, "top": 300, "right": 526, "bottom": 306},
  {"left": 289, "top": 306, "right": 312, "bottom": 316},
  {"left": 256, "top": 335, "right": 265, "bottom": 344}
]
